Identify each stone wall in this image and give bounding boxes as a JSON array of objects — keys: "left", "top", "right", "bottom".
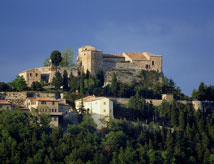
[
  {"left": 0, "top": 92, "right": 58, "bottom": 106},
  {"left": 104, "top": 68, "right": 142, "bottom": 84}
]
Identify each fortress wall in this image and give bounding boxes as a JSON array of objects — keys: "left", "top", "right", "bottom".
[
  {"left": 114, "top": 61, "right": 150, "bottom": 70},
  {"left": 103, "top": 62, "right": 117, "bottom": 73},
  {"left": 104, "top": 68, "right": 141, "bottom": 84},
  {"left": 103, "top": 57, "right": 124, "bottom": 63},
  {"left": 0, "top": 92, "right": 58, "bottom": 106}
]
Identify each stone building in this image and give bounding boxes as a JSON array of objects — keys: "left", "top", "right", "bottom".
[
  {"left": 25, "top": 97, "right": 62, "bottom": 126},
  {"left": 19, "top": 66, "right": 77, "bottom": 87},
  {"left": 77, "top": 45, "right": 162, "bottom": 76},
  {"left": 0, "top": 100, "right": 13, "bottom": 111}
]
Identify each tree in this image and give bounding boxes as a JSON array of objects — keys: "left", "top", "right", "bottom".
[
  {"left": 50, "top": 50, "right": 62, "bottom": 72},
  {"left": 111, "top": 73, "right": 118, "bottom": 97},
  {"left": 43, "top": 57, "right": 51, "bottom": 66},
  {"left": 52, "top": 72, "right": 63, "bottom": 90},
  {"left": 31, "top": 81, "right": 42, "bottom": 91},
  {"left": 11, "top": 76, "right": 28, "bottom": 91},
  {"left": 60, "top": 46, "right": 74, "bottom": 67},
  {"left": 198, "top": 82, "right": 207, "bottom": 101},
  {"left": 0, "top": 82, "right": 9, "bottom": 91},
  {"left": 63, "top": 70, "right": 69, "bottom": 91}
]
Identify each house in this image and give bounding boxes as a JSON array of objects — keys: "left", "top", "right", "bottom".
[
  {"left": 75, "top": 96, "right": 114, "bottom": 129},
  {"left": 0, "top": 100, "right": 13, "bottom": 111},
  {"left": 25, "top": 97, "right": 62, "bottom": 126}
]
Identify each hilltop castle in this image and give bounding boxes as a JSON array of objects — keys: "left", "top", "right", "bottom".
[
  {"left": 77, "top": 45, "right": 162, "bottom": 76},
  {"left": 19, "top": 45, "right": 162, "bottom": 86}
]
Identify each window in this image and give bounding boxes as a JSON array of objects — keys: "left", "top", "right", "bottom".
[
  {"left": 0, "top": 105, "right": 2, "bottom": 108},
  {"left": 146, "top": 65, "right": 150, "bottom": 69},
  {"left": 104, "top": 102, "right": 106, "bottom": 105},
  {"left": 52, "top": 102, "right": 55, "bottom": 105},
  {"left": 41, "top": 101, "right": 46, "bottom": 104},
  {"left": 35, "top": 73, "right": 38, "bottom": 77},
  {"left": 104, "top": 109, "right": 106, "bottom": 112},
  {"left": 152, "top": 61, "right": 154, "bottom": 65},
  {"left": 30, "top": 73, "right": 32, "bottom": 77}
]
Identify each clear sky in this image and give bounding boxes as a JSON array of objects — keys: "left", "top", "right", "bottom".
[{"left": 0, "top": 0, "right": 214, "bottom": 96}]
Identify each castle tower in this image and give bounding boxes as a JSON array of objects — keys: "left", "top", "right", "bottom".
[{"left": 77, "top": 45, "right": 103, "bottom": 76}]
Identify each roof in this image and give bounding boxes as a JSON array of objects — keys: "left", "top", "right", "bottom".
[
  {"left": 85, "top": 97, "right": 107, "bottom": 102},
  {"left": 0, "top": 100, "right": 11, "bottom": 105},
  {"left": 75, "top": 96, "right": 108, "bottom": 102},
  {"left": 103, "top": 54, "right": 124, "bottom": 58},
  {"left": 19, "top": 67, "right": 41, "bottom": 74},
  {"left": 75, "top": 96, "right": 95, "bottom": 102},
  {"left": 124, "top": 53, "right": 148, "bottom": 61},
  {"left": 27, "top": 97, "right": 58, "bottom": 102},
  {"left": 124, "top": 52, "right": 160, "bottom": 61}
]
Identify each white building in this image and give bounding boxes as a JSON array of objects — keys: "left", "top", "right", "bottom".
[
  {"left": 25, "top": 97, "right": 62, "bottom": 127},
  {"left": 75, "top": 96, "right": 114, "bottom": 129}
]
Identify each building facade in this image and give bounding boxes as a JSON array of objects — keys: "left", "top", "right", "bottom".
[
  {"left": 77, "top": 45, "right": 162, "bottom": 76},
  {"left": 75, "top": 96, "right": 114, "bottom": 129},
  {"left": 25, "top": 97, "right": 62, "bottom": 126},
  {"left": 19, "top": 66, "right": 77, "bottom": 87},
  {"left": 0, "top": 100, "right": 12, "bottom": 111}
]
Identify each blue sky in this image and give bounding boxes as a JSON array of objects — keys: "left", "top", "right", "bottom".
[{"left": 0, "top": 0, "right": 214, "bottom": 96}]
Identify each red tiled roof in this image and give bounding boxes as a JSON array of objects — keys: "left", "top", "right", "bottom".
[
  {"left": 124, "top": 53, "right": 148, "bottom": 61},
  {"left": 0, "top": 100, "right": 11, "bottom": 105},
  {"left": 124, "top": 52, "right": 160, "bottom": 61},
  {"left": 27, "top": 97, "right": 58, "bottom": 102}
]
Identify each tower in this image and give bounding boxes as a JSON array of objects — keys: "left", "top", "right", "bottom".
[{"left": 77, "top": 45, "right": 103, "bottom": 76}]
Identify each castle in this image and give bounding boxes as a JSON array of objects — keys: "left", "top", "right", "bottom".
[
  {"left": 77, "top": 45, "right": 162, "bottom": 76},
  {"left": 19, "top": 45, "right": 162, "bottom": 86}
]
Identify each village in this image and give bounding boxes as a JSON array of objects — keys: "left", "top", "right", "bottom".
[{"left": 1, "top": 45, "right": 213, "bottom": 129}]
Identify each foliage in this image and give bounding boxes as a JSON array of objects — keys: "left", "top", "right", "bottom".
[
  {"left": 192, "top": 82, "right": 214, "bottom": 101},
  {"left": 60, "top": 46, "right": 74, "bottom": 67},
  {"left": 50, "top": 50, "right": 62, "bottom": 67},
  {"left": 52, "top": 71, "right": 63, "bottom": 90},
  {"left": 11, "top": 76, "right": 28, "bottom": 91},
  {"left": 31, "top": 81, "right": 43, "bottom": 91},
  {"left": 0, "top": 82, "right": 10, "bottom": 91},
  {"left": 1, "top": 107, "right": 214, "bottom": 164}
]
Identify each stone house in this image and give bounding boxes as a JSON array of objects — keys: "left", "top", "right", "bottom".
[
  {"left": 25, "top": 97, "right": 62, "bottom": 126},
  {"left": 0, "top": 100, "right": 13, "bottom": 111},
  {"left": 19, "top": 66, "right": 77, "bottom": 87},
  {"left": 75, "top": 96, "right": 114, "bottom": 129}
]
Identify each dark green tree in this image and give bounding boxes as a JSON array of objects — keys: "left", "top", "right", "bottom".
[
  {"left": 11, "top": 76, "right": 28, "bottom": 91},
  {"left": 31, "top": 81, "right": 42, "bottom": 91},
  {"left": 50, "top": 50, "right": 62, "bottom": 72},
  {"left": 63, "top": 70, "right": 69, "bottom": 91},
  {"left": 111, "top": 73, "right": 118, "bottom": 97},
  {"left": 52, "top": 72, "right": 63, "bottom": 90}
]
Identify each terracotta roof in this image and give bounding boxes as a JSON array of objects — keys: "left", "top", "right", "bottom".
[
  {"left": 27, "top": 97, "right": 58, "bottom": 102},
  {"left": 76, "top": 96, "right": 108, "bottom": 102},
  {"left": 0, "top": 100, "right": 11, "bottom": 105},
  {"left": 124, "top": 52, "right": 160, "bottom": 61},
  {"left": 76, "top": 96, "right": 95, "bottom": 102},
  {"left": 124, "top": 53, "right": 148, "bottom": 61},
  {"left": 103, "top": 54, "right": 124, "bottom": 58},
  {"left": 85, "top": 97, "right": 107, "bottom": 102}
]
